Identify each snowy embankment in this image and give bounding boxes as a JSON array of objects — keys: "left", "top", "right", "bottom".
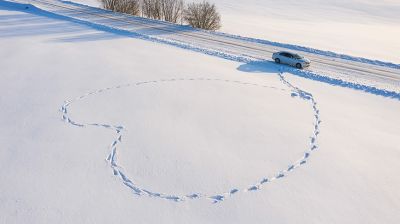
[{"left": 1, "top": 1, "right": 400, "bottom": 224}]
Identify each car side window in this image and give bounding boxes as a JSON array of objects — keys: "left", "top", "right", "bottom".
[{"left": 280, "top": 53, "right": 288, "bottom": 57}]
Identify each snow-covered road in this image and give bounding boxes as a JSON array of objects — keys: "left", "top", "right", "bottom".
[{"left": 15, "top": 0, "right": 400, "bottom": 93}]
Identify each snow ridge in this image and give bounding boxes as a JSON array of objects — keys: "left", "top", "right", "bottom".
[
  {"left": 287, "top": 67, "right": 400, "bottom": 100},
  {"left": 60, "top": 76, "right": 321, "bottom": 203}
]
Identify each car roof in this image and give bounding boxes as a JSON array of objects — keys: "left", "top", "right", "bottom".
[{"left": 278, "top": 51, "right": 297, "bottom": 55}]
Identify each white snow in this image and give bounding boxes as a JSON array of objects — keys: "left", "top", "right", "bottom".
[{"left": 1, "top": 1, "right": 400, "bottom": 224}]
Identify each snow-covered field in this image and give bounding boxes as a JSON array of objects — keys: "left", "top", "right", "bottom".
[
  {"left": 70, "top": 0, "right": 400, "bottom": 63},
  {"left": 1, "top": 0, "right": 400, "bottom": 223}
]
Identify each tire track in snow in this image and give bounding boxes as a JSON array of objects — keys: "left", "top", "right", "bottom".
[{"left": 60, "top": 75, "right": 321, "bottom": 203}]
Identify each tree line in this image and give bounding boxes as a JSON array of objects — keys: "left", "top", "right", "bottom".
[{"left": 100, "top": 0, "right": 221, "bottom": 30}]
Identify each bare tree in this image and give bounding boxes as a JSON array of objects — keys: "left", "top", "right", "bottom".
[
  {"left": 160, "top": 0, "right": 184, "bottom": 23},
  {"left": 100, "top": 0, "right": 117, "bottom": 10},
  {"left": 142, "top": 0, "right": 162, "bottom": 20},
  {"left": 142, "top": 0, "right": 183, "bottom": 23},
  {"left": 100, "top": 0, "right": 140, "bottom": 16},
  {"left": 102, "top": 0, "right": 221, "bottom": 28},
  {"left": 184, "top": 1, "right": 221, "bottom": 30}
]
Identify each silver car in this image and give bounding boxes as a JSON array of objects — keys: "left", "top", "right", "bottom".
[{"left": 272, "top": 51, "right": 311, "bottom": 69}]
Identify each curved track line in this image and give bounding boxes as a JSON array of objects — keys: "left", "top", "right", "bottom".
[{"left": 60, "top": 75, "right": 321, "bottom": 203}]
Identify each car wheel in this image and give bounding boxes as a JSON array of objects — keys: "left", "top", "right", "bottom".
[
  {"left": 275, "top": 58, "right": 281, "bottom": 64},
  {"left": 296, "top": 63, "right": 302, "bottom": 69}
]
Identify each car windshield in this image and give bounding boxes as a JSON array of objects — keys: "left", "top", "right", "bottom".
[{"left": 293, "top": 54, "right": 303, "bottom": 59}]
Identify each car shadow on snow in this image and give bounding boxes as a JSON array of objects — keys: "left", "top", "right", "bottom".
[{"left": 237, "top": 60, "right": 281, "bottom": 74}]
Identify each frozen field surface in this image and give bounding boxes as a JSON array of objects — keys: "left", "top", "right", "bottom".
[{"left": 1, "top": 1, "right": 400, "bottom": 223}]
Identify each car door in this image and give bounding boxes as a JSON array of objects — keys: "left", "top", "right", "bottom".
[
  {"left": 284, "top": 53, "right": 296, "bottom": 66},
  {"left": 279, "top": 53, "right": 291, "bottom": 65}
]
